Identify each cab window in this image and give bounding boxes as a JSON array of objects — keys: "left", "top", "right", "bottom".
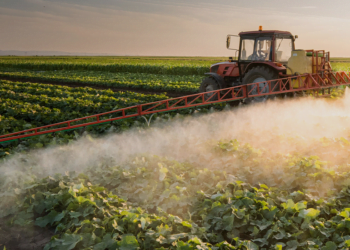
[
  {"left": 240, "top": 39, "right": 254, "bottom": 60},
  {"left": 241, "top": 37, "right": 272, "bottom": 61},
  {"left": 275, "top": 38, "right": 293, "bottom": 62}
]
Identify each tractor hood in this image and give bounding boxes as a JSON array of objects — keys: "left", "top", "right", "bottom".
[
  {"left": 210, "top": 61, "right": 239, "bottom": 77},
  {"left": 210, "top": 61, "right": 237, "bottom": 73}
]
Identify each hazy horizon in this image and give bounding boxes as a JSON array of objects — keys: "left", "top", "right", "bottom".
[{"left": 1, "top": 0, "right": 350, "bottom": 57}]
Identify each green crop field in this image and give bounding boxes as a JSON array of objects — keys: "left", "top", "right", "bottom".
[
  {"left": 0, "top": 70, "right": 202, "bottom": 93},
  {"left": 0, "top": 56, "right": 350, "bottom": 95},
  {"left": 1, "top": 56, "right": 350, "bottom": 250},
  {"left": 0, "top": 56, "right": 223, "bottom": 76},
  {"left": 0, "top": 56, "right": 227, "bottom": 65},
  {"left": 0, "top": 80, "right": 174, "bottom": 157}
]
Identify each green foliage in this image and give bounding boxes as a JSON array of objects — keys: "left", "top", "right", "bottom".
[
  {"left": 3, "top": 139, "right": 350, "bottom": 249},
  {"left": 0, "top": 80, "right": 168, "bottom": 126},
  {"left": 0, "top": 56, "right": 217, "bottom": 76},
  {"left": 0, "top": 70, "right": 202, "bottom": 93}
]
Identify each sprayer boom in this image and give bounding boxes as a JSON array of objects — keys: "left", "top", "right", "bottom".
[{"left": 1, "top": 71, "right": 350, "bottom": 144}]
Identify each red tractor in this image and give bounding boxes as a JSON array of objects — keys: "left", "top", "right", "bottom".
[{"left": 200, "top": 26, "right": 331, "bottom": 102}]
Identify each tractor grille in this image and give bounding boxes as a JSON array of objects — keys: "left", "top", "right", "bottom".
[{"left": 210, "top": 65, "right": 219, "bottom": 73}]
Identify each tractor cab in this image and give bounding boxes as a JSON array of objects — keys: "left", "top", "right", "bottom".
[
  {"left": 227, "top": 27, "right": 296, "bottom": 77},
  {"left": 238, "top": 29, "right": 295, "bottom": 64}
]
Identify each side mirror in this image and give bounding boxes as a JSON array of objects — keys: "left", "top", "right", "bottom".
[
  {"left": 226, "top": 34, "right": 239, "bottom": 50},
  {"left": 226, "top": 36, "right": 231, "bottom": 49},
  {"left": 295, "top": 35, "right": 298, "bottom": 39}
]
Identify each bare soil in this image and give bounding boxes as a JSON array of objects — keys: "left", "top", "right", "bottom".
[
  {"left": 0, "top": 219, "right": 54, "bottom": 250},
  {"left": 0, "top": 76, "right": 194, "bottom": 98}
]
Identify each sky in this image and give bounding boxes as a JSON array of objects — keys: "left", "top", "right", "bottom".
[{"left": 1, "top": 0, "right": 350, "bottom": 56}]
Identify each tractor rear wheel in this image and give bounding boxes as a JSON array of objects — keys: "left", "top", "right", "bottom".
[
  {"left": 199, "top": 77, "right": 219, "bottom": 101},
  {"left": 242, "top": 66, "right": 279, "bottom": 103}
]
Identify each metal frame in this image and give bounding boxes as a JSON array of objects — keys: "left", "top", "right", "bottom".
[
  {"left": 306, "top": 50, "right": 331, "bottom": 74},
  {"left": 1, "top": 71, "right": 350, "bottom": 144}
]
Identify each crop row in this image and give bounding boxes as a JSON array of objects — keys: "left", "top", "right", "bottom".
[
  {"left": 330, "top": 62, "right": 350, "bottom": 72},
  {"left": 0, "top": 80, "right": 169, "bottom": 134},
  {"left": 0, "top": 80, "right": 168, "bottom": 104},
  {"left": 0, "top": 69, "right": 202, "bottom": 92},
  {"left": 0, "top": 56, "right": 224, "bottom": 66},
  {"left": 0, "top": 59, "right": 211, "bottom": 75}
]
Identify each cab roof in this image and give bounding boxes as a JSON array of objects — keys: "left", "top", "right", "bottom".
[{"left": 239, "top": 30, "right": 293, "bottom": 37}]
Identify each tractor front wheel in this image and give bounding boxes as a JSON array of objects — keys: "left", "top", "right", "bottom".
[
  {"left": 242, "top": 66, "right": 279, "bottom": 103},
  {"left": 199, "top": 77, "right": 219, "bottom": 101}
]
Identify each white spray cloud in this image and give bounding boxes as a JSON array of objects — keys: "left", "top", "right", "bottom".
[{"left": 2, "top": 90, "right": 350, "bottom": 177}]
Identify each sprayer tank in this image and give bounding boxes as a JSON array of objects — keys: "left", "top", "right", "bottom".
[{"left": 286, "top": 50, "right": 312, "bottom": 75}]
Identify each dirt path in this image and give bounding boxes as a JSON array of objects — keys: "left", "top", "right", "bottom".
[{"left": 0, "top": 76, "right": 195, "bottom": 98}]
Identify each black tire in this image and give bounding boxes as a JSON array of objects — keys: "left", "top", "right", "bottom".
[
  {"left": 199, "top": 77, "right": 219, "bottom": 101},
  {"left": 242, "top": 66, "right": 279, "bottom": 103}
]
